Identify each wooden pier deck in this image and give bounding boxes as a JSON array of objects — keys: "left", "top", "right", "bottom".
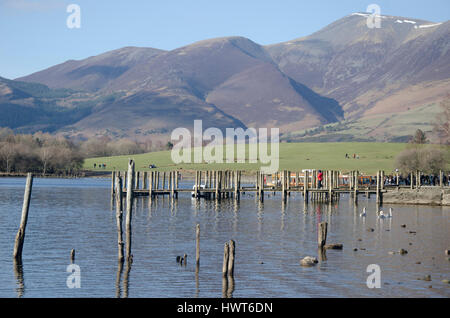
[{"left": 110, "top": 168, "right": 448, "bottom": 204}]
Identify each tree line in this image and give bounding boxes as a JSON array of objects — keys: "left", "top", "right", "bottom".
[{"left": 0, "top": 128, "right": 170, "bottom": 175}]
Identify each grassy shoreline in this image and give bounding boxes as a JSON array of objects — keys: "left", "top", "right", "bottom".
[{"left": 82, "top": 142, "right": 429, "bottom": 175}]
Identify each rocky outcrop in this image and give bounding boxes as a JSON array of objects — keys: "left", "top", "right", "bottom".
[{"left": 382, "top": 188, "right": 450, "bottom": 206}]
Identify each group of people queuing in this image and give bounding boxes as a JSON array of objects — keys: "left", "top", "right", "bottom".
[
  {"left": 376, "top": 173, "right": 449, "bottom": 187},
  {"left": 359, "top": 173, "right": 449, "bottom": 187}
]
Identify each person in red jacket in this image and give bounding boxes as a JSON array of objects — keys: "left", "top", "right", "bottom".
[{"left": 318, "top": 170, "right": 323, "bottom": 188}]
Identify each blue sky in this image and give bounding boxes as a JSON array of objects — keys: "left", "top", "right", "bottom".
[{"left": 0, "top": 0, "right": 449, "bottom": 79}]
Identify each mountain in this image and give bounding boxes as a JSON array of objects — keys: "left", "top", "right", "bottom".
[
  {"left": 0, "top": 76, "right": 94, "bottom": 133},
  {"left": 18, "top": 37, "right": 345, "bottom": 136},
  {"left": 267, "top": 13, "right": 450, "bottom": 141},
  {"left": 16, "top": 47, "right": 165, "bottom": 92},
  {"left": 9, "top": 13, "right": 450, "bottom": 141}
]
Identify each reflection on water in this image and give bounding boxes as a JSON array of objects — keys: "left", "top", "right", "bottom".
[{"left": 0, "top": 177, "right": 449, "bottom": 297}]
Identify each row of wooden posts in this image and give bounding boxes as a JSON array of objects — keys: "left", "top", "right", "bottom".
[
  {"left": 112, "top": 160, "right": 236, "bottom": 286},
  {"left": 110, "top": 169, "right": 391, "bottom": 204},
  {"left": 12, "top": 166, "right": 445, "bottom": 283},
  {"left": 14, "top": 166, "right": 433, "bottom": 262}
]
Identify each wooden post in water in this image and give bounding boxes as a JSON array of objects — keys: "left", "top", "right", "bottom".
[
  {"left": 214, "top": 171, "right": 219, "bottom": 200},
  {"left": 170, "top": 171, "right": 175, "bottom": 198},
  {"left": 115, "top": 176, "right": 124, "bottom": 262},
  {"left": 318, "top": 222, "right": 328, "bottom": 248},
  {"left": 234, "top": 171, "right": 238, "bottom": 199},
  {"left": 354, "top": 170, "right": 358, "bottom": 204},
  {"left": 196, "top": 224, "right": 200, "bottom": 266},
  {"left": 328, "top": 171, "right": 332, "bottom": 203},
  {"left": 304, "top": 170, "right": 309, "bottom": 203},
  {"left": 111, "top": 171, "right": 116, "bottom": 198},
  {"left": 143, "top": 171, "right": 147, "bottom": 190},
  {"left": 149, "top": 171, "right": 153, "bottom": 198},
  {"left": 238, "top": 171, "right": 241, "bottom": 199},
  {"left": 125, "top": 160, "right": 135, "bottom": 262},
  {"left": 135, "top": 171, "right": 140, "bottom": 190},
  {"left": 222, "top": 242, "right": 229, "bottom": 277},
  {"left": 175, "top": 171, "right": 179, "bottom": 198},
  {"left": 258, "top": 171, "right": 264, "bottom": 202},
  {"left": 13, "top": 173, "right": 33, "bottom": 261},
  {"left": 376, "top": 170, "right": 380, "bottom": 204},
  {"left": 227, "top": 240, "right": 235, "bottom": 277}
]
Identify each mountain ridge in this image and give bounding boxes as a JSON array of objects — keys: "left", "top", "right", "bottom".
[{"left": 5, "top": 13, "right": 450, "bottom": 141}]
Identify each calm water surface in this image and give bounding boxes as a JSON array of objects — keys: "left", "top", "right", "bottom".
[{"left": 0, "top": 177, "right": 449, "bottom": 298}]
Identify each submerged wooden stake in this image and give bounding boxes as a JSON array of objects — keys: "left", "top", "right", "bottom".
[
  {"left": 13, "top": 173, "right": 33, "bottom": 261},
  {"left": 125, "top": 160, "right": 135, "bottom": 261},
  {"left": 318, "top": 222, "right": 328, "bottom": 248},
  {"left": 222, "top": 242, "right": 229, "bottom": 277},
  {"left": 115, "top": 176, "right": 124, "bottom": 262},
  {"left": 227, "top": 240, "right": 235, "bottom": 277},
  {"left": 196, "top": 224, "right": 200, "bottom": 266}
]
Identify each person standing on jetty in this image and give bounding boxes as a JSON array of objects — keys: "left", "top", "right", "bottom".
[{"left": 318, "top": 170, "right": 323, "bottom": 189}]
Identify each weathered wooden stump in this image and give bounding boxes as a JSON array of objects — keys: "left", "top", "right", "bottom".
[{"left": 13, "top": 173, "right": 33, "bottom": 261}]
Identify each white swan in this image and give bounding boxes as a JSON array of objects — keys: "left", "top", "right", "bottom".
[
  {"left": 359, "top": 207, "right": 366, "bottom": 217},
  {"left": 377, "top": 210, "right": 386, "bottom": 219}
]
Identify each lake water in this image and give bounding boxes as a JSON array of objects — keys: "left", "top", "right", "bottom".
[{"left": 0, "top": 177, "right": 449, "bottom": 298}]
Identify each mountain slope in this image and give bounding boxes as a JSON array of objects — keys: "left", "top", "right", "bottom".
[
  {"left": 18, "top": 36, "right": 344, "bottom": 134},
  {"left": 9, "top": 13, "right": 450, "bottom": 141},
  {"left": 266, "top": 13, "right": 450, "bottom": 121},
  {"left": 17, "top": 47, "right": 165, "bottom": 92}
]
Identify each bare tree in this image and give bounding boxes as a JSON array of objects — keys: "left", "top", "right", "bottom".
[
  {"left": 39, "top": 146, "right": 57, "bottom": 175},
  {"left": 396, "top": 146, "right": 446, "bottom": 174},
  {"left": 410, "top": 129, "right": 428, "bottom": 144},
  {"left": 0, "top": 142, "right": 17, "bottom": 173}
]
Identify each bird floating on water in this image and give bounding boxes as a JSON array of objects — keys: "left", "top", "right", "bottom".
[
  {"left": 176, "top": 254, "right": 188, "bottom": 265},
  {"left": 359, "top": 207, "right": 367, "bottom": 217},
  {"left": 378, "top": 208, "right": 393, "bottom": 219}
]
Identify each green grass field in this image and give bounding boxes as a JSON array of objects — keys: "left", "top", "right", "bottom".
[{"left": 83, "top": 142, "right": 439, "bottom": 174}]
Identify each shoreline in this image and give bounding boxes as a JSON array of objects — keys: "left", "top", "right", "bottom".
[{"left": 0, "top": 171, "right": 111, "bottom": 179}]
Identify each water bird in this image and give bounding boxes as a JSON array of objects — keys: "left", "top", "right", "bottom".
[
  {"left": 359, "top": 207, "right": 366, "bottom": 217},
  {"left": 377, "top": 210, "right": 386, "bottom": 219},
  {"left": 176, "top": 254, "right": 187, "bottom": 265}
]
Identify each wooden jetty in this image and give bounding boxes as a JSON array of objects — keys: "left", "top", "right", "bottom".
[{"left": 110, "top": 169, "right": 449, "bottom": 203}]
